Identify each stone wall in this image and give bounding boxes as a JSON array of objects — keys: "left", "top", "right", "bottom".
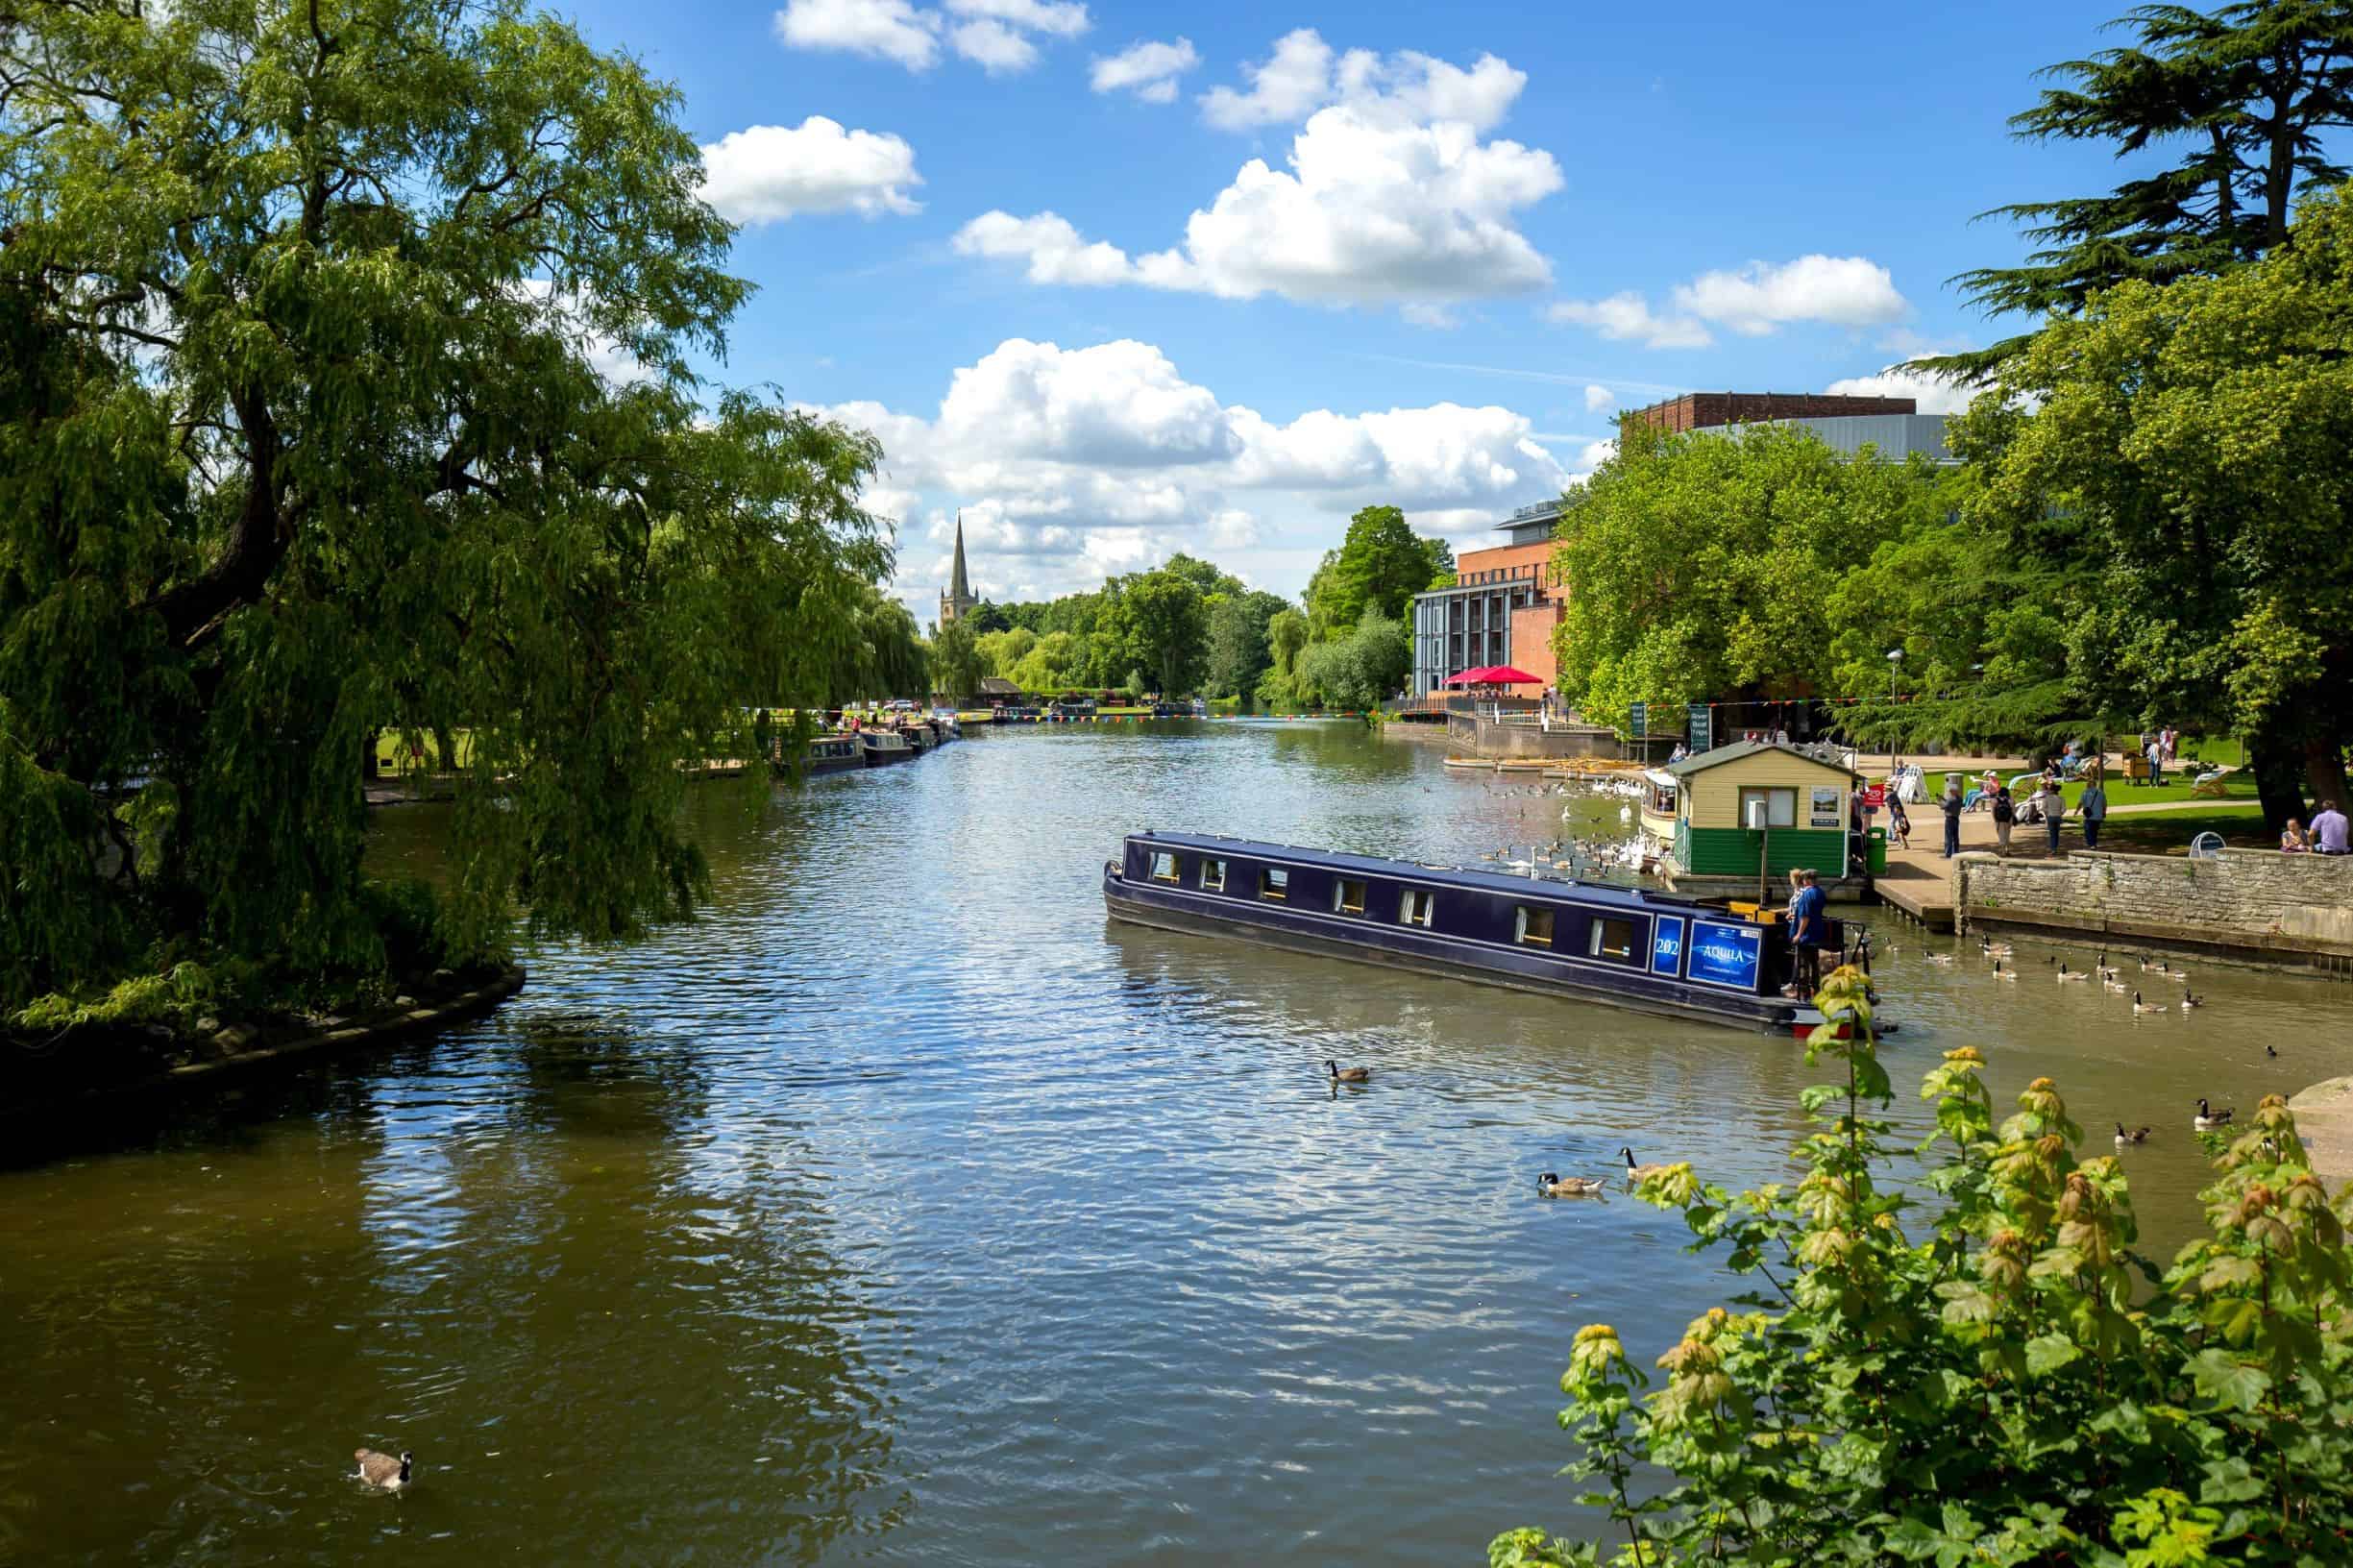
[
  {"left": 1954, "top": 848, "right": 2353, "bottom": 966},
  {"left": 1446, "top": 713, "right": 1623, "bottom": 759}
]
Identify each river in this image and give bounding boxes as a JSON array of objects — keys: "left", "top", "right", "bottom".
[{"left": 4, "top": 721, "right": 2345, "bottom": 1564}]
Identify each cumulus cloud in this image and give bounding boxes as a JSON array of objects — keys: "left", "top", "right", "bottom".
[
  {"left": 1825, "top": 365, "right": 1985, "bottom": 415},
  {"left": 955, "top": 97, "right": 1559, "bottom": 308},
  {"left": 1583, "top": 383, "right": 1614, "bottom": 413},
  {"left": 1091, "top": 37, "right": 1198, "bottom": 102},
  {"left": 807, "top": 336, "right": 1565, "bottom": 604},
  {"left": 1546, "top": 292, "right": 1712, "bottom": 350},
  {"left": 1550, "top": 255, "right": 1910, "bottom": 349},
  {"left": 772, "top": 0, "right": 1085, "bottom": 74},
  {"left": 699, "top": 118, "right": 922, "bottom": 224},
  {"left": 1198, "top": 29, "right": 1524, "bottom": 133},
  {"left": 1673, "top": 255, "right": 1907, "bottom": 335}
]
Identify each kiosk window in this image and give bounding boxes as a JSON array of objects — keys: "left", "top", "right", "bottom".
[
  {"left": 1514, "top": 906, "right": 1556, "bottom": 947},
  {"left": 1200, "top": 858, "right": 1226, "bottom": 893},
  {"left": 1737, "top": 786, "right": 1797, "bottom": 828},
  {"left": 1149, "top": 851, "right": 1181, "bottom": 883},
  {"left": 1333, "top": 878, "right": 1366, "bottom": 915},
  {"left": 1400, "top": 889, "right": 1434, "bottom": 927},
  {"left": 1588, "top": 916, "right": 1638, "bottom": 962},
  {"left": 1259, "top": 868, "right": 1288, "bottom": 901}
]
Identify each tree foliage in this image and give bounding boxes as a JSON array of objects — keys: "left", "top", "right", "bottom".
[
  {"left": 1934, "top": 1, "right": 2353, "bottom": 377},
  {"left": 1547, "top": 424, "right": 1946, "bottom": 733},
  {"left": 1306, "top": 505, "right": 1451, "bottom": 641},
  {"left": 1204, "top": 589, "right": 1289, "bottom": 700},
  {"left": 1293, "top": 607, "right": 1410, "bottom": 710},
  {"left": 1495, "top": 968, "right": 2353, "bottom": 1566},
  {"left": 0, "top": 0, "right": 893, "bottom": 1020}
]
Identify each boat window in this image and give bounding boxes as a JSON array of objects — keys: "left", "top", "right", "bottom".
[
  {"left": 1200, "top": 858, "right": 1227, "bottom": 893},
  {"left": 1149, "top": 851, "right": 1181, "bottom": 884},
  {"left": 1514, "top": 906, "right": 1556, "bottom": 947},
  {"left": 1333, "top": 877, "right": 1366, "bottom": 916},
  {"left": 1737, "top": 786, "right": 1798, "bottom": 828},
  {"left": 1259, "top": 868, "right": 1288, "bottom": 901},
  {"left": 1400, "top": 889, "right": 1434, "bottom": 927},
  {"left": 1588, "top": 916, "right": 1639, "bottom": 962}
]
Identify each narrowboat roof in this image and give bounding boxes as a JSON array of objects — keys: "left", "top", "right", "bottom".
[
  {"left": 1665, "top": 740, "right": 1858, "bottom": 781},
  {"left": 1130, "top": 831, "right": 1716, "bottom": 911}
]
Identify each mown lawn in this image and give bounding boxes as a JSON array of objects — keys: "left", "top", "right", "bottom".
[{"left": 1930, "top": 769, "right": 2260, "bottom": 809}]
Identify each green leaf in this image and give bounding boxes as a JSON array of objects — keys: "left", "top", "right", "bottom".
[{"left": 2187, "top": 1350, "right": 2268, "bottom": 1413}]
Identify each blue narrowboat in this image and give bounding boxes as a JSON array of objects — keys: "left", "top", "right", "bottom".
[{"left": 1103, "top": 831, "right": 1862, "bottom": 1034}]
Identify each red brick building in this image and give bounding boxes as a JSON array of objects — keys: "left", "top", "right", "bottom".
[{"left": 1628, "top": 390, "right": 1917, "bottom": 433}]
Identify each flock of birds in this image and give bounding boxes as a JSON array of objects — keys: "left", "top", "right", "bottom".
[{"left": 1926, "top": 939, "right": 2208, "bottom": 1015}]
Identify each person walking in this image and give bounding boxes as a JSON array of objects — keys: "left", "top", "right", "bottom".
[
  {"left": 2315, "top": 800, "right": 2350, "bottom": 855},
  {"left": 1991, "top": 783, "right": 2015, "bottom": 855},
  {"left": 2038, "top": 776, "right": 2068, "bottom": 854},
  {"left": 1940, "top": 775, "right": 1965, "bottom": 858},
  {"left": 1888, "top": 792, "right": 1911, "bottom": 850},
  {"left": 2078, "top": 774, "right": 2108, "bottom": 849}
]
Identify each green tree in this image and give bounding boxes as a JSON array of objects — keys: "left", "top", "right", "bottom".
[
  {"left": 1494, "top": 969, "right": 2353, "bottom": 1565},
  {"left": 962, "top": 600, "right": 1013, "bottom": 635},
  {"left": 1307, "top": 505, "right": 1448, "bottom": 639},
  {"left": 1298, "top": 607, "right": 1410, "bottom": 709},
  {"left": 973, "top": 626, "right": 1036, "bottom": 678},
  {"left": 1957, "top": 184, "right": 2353, "bottom": 821},
  {"left": 1204, "top": 590, "right": 1289, "bottom": 700},
  {"left": 0, "top": 0, "right": 890, "bottom": 1022},
  {"left": 1267, "top": 608, "right": 1310, "bottom": 676},
  {"left": 1549, "top": 423, "right": 1943, "bottom": 732},
  {"left": 929, "top": 618, "right": 984, "bottom": 702},
  {"left": 1009, "top": 630, "right": 1086, "bottom": 694},
  {"left": 1933, "top": 2, "right": 2353, "bottom": 377},
  {"left": 1424, "top": 535, "right": 1458, "bottom": 590}
]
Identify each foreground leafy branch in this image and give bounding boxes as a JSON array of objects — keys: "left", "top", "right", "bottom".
[{"left": 1495, "top": 967, "right": 2353, "bottom": 1566}]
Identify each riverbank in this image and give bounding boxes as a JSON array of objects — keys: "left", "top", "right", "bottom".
[
  {"left": 2291, "top": 1076, "right": 2353, "bottom": 1187},
  {"left": 3, "top": 963, "right": 526, "bottom": 1123}
]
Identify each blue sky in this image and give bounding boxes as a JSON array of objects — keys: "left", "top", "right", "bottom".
[{"left": 553, "top": 0, "right": 2144, "bottom": 616}]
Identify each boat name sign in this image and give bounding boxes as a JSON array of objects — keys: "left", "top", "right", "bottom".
[
  {"left": 1687, "top": 919, "right": 1763, "bottom": 991},
  {"left": 1650, "top": 916, "right": 1684, "bottom": 977}
]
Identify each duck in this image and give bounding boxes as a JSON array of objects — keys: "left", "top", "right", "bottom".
[
  {"left": 1327, "top": 1060, "right": 1371, "bottom": 1084},
  {"left": 1619, "top": 1146, "right": 1671, "bottom": 1181},
  {"left": 354, "top": 1449, "right": 413, "bottom": 1491},
  {"left": 2114, "top": 1122, "right": 2150, "bottom": 1145},
  {"left": 2102, "top": 976, "right": 2130, "bottom": 994},
  {"left": 2179, "top": 992, "right": 2203, "bottom": 1011},
  {"left": 2194, "top": 1098, "right": 2234, "bottom": 1131},
  {"left": 2055, "top": 963, "right": 2089, "bottom": 983},
  {"left": 2130, "top": 992, "right": 2167, "bottom": 1014},
  {"left": 1537, "top": 1172, "right": 1607, "bottom": 1198},
  {"left": 1990, "top": 959, "right": 2018, "bottom": 981}
]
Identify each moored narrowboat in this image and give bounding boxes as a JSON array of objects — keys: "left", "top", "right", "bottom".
[
  {"left": 860, "top": 729, "right": 914, "bottom": 766},
  {"left": 801, "top": 734, "right": 864, "bottom": 775},
  {"left": 1103, "top": 831, "right": 1867, "bottom": 1034}
]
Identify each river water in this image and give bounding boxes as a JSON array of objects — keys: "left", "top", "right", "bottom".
[{"left": 4, "top": 722, "right": 2346, "bottom": 1565}]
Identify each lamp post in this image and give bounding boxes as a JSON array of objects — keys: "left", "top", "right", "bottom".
[{"left": 1886, "top": 648, "right": 1903, "bottom": 775}]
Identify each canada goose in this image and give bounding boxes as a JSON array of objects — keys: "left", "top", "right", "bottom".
[
  {"left": 2131, "top": 992, "right": 2166, "bottom": 1014},
  {"left": 2180, "top": 992, "right": 2203, "bottom": 1011},
  {"left": 1327, "top": 1060, "right": 1370, "bottom": 1083},
  {"left": 2102, "top": 977, "right": 2130, "bottom": 993},
  {"left": 2095, "top": 952, "right": 2119, "bottom": 978},
  {"left": 1990, "top": 959, "right": 2017, "bottom": 981},
  {"left": 2139, "top": 953, "right": 2161, "bottom": 971},
  {"left": 2114, "top": 1122, "right": 2150, "bottom": 1145},
  {"left": 1924, "top": 951, "right": 1955, "bottom": 967},
  {"left": 2194, "top": 1098, "right": 2234, "bottom": 1130},
  {"left": 1619, "top": 1146, "right": 1671, "bottom": 1181},
  {"left": 1980, "top": 938, "right": 2013, "bottom": 959},
  {"left": 354, "top": 1449, "right": 413, "bottom": 1491},
  {"left": 1537, "top": 1172, "right": 1607, "bottom": 1198},
  {"left": 2266, "top": 1043, "right": 2279, "bottom": 1059},
  {"left": 2055, "top": 963, "right": 2089, "bottom": 983}
]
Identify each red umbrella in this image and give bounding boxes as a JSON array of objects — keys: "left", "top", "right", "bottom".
[{"left": 1445, "top": 665, "right": 1539, "bottom": 686}]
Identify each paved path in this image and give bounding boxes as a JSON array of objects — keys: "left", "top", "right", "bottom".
[{"left": 2288, "top": 1075, "right": 2353, "bottom": 1188}]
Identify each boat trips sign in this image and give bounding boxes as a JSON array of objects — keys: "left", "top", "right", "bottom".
[{"left": 1687, "top": 919, "right": 1763, "bottom": 990}]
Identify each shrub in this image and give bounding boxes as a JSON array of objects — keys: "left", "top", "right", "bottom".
[{"left": 1493, "top": 967, "right": 2353, "bottom": 1566}]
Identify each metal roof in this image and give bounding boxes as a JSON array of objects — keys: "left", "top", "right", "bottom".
[
  {"left": 1130, "top": 831, "right": 1716, "bottom": 910},
  {"left": 1664, "top": 740, "right": 1859, "bottom": 780}
]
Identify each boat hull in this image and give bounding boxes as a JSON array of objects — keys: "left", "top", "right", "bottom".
[{"left": 1103, "top": 871, "right": 1800, "bottom": 1032}]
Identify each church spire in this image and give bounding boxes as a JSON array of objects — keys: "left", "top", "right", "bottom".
[{"left": 950, "top": 509, "right": 972, "bottom": 603}]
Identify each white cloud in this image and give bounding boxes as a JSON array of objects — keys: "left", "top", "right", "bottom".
[
  {"left": 1549, "top": 255, "right": 1909, "bottom": 349},
  {"left": 1199, "top": 28, "right": 1333, "bottom": 129},
  {"left": 773, "top": 0, "right": 1084, "bottom": 74},
  {"left": 513, "top": 281, "right": 650, "bottom": 386},
  {"left": 1547, "top": 292, "right": 1712, "bottom": 350},
  {"left": 1825, "top": 366, "right": 1984, "bottom": 415},
  {"left": 804, "top": 336, "right": 1565, "bottom": 608},
  {"left": 944, "top": 0, "right": 1087, "bottom": 37},
  {"left": 1091, "top": 37, "right": 1198, "bottom": 102},
  {"left": 955, "top": 101, "right": 1559, "bottom": 308},
  {"left": 1583, "top": 383, "right": 1614, "bottom": 413},
  {"left": 949, "top": 17, "right": 1036, "bottom": 71},
  {"left": 1198, "top": 29, "right": 1524, "bottom": 134},
  {"left": 699, "top": 118, "right": 922, "bottom": 224},
  {"left": 1673, "top": 255, "right": 1907, "bottom": 335},
  {"left": 773, "top": 0, "right": 941, "bottom": 69}
]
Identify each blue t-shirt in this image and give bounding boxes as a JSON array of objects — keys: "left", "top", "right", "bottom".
[{"left": 1791, "top": 884, "right": 1826, "bottom": 943}]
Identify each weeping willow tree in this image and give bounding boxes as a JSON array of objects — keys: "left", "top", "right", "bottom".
[{"left": 0, "top": 0, "right": 895, "bottom": 1030}]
